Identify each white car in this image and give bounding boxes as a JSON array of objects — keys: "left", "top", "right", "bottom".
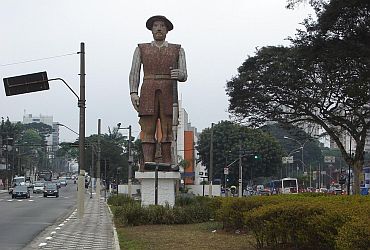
[{"left": 33, "top": 182, "right": 45, "bottom": 194}]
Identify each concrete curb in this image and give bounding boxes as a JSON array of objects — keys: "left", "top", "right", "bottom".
[{"left": 106, "top": 202, "right": 120, "bottom": 250}]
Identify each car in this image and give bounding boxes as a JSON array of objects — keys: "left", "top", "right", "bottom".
[
  {"left": 52, "top": 180, "right": 61, "bottom": 189},
  {"left": 12, "top": 185, "right": 30, "bottom": 199},
  {"left": 33, "top": 181, "right": 45, "bottom": 194},
  {"left": 44, "top": 183, "right": 59, "bottom": 198},
  {"left": 59, "top": 177, "right": 67, "bottom": 187}
]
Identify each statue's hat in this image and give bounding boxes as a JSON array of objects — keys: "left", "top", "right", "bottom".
[{"left": 146, "top": 15, "right": 173, "bottom": 31}]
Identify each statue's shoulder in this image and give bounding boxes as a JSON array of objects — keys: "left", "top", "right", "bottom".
[
  {"left": 138, "top": 43, "right": 151, "bottom": 47},
  {"left": 168, "top": 43, "right": 181, "bottom": 49}
]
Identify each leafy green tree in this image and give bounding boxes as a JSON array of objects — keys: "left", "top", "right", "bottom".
[
  {"left": 226, "top": 1, "right": 370, "bottom": 194},
  {"left": 261, "top": 123, "right": 323, "bottom": 169},
  {"left": 196, "top": 121, "right": 284, "bottom": 187}
]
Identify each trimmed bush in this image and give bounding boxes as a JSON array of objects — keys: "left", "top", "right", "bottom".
[
  {"left": 336, "top": 214, "right": 370, "bottom": 250},
  {"left": 243, "top": 201, "right": 345, "bottom": 249},
  {"left": 110, "top": 195, "right": 219, "bottom": 226},
  {"left": 108, "top": 194, "right": 136, "bottom": 206}
]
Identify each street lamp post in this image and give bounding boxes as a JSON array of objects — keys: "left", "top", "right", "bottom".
[
  {"left": 283, "top": 136, "right": 308, "bottom": 174},
  {"left": 209, "top": 123, "right": 215, "bottom": 197},
  {"left": 117, "top": 123, "right": 133, "bottom": 197}
]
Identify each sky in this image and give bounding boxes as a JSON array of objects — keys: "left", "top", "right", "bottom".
[{"left": 0, "top": 0, "right": 315, "bottom": 142}]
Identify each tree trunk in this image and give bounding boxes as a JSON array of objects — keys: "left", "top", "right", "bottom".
[{"left": 352, "top": 161, "right": 362, "bottom": 195}]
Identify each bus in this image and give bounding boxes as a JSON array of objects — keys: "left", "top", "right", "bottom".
[
  {"left": 266, "top": 178, "right": 298, "bottom": 194},
  {"left": 37, "top": 170, "right": 53, "bottom": 182},
  {"left": 281, "top": 177, "right": 298, "bottom": 194}
]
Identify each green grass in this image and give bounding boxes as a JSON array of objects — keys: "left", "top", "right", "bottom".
[{"left": 117, "top": 221, "right": 255, "bottom": 250}]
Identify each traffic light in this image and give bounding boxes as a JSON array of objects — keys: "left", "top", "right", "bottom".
[{"left": 253, "top": 153, "right": 261, "bottom": 160}]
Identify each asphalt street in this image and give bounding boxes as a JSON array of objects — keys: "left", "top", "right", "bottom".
[{"left": 0, "top": 181, "right": 76, "bottom": 250}]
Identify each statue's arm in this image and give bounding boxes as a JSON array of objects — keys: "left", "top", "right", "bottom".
[
  {"left": 171, "top": 47, "right": 187, "bottom": 82},
  {"left": 129, "top": 47, "right": 141, "bottom": 112}
]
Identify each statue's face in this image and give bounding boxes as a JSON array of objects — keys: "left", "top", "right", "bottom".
[{"left": 151, "top": 20, "right": 168, "bottom": 41}]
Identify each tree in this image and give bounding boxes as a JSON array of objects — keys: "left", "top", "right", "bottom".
[
  {"left": 196, "top": 121, "right": 284, "bottom": 187},
  {"left": 261, "top": 123, "right": 323, "bottom": 169},
  {"left": 226, "top": 0, "right": 370, "bottom": 193}
]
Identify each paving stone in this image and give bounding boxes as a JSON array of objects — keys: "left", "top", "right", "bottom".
[{"left": 24, "top": 193, "right": 118, "bottom": 249}]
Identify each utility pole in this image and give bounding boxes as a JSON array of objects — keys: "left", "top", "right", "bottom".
[
  {"left": 208, "top": 123, "right": 214, "bottom": 197},
  {"left": 77, "top": 42, "right": 86, "bottom": 219},
  {"left": 238, "top": 141, "right": 242, "bottom": 197},
  {"left": 128, "top": 125, "right": 132, "bottom": 197},
  {"left": 90, "top": 146, "right": 94, "bottom": 199},
  {"left": 96, "top": 119, "right": 101, "bottom": 199},
  {"left": 117, "top": 123, "right": 132, "bottom": 196}
]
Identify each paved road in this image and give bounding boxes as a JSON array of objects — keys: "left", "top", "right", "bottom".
[{"left": 0, "top": 182, "right": 77, "bottom": 250}]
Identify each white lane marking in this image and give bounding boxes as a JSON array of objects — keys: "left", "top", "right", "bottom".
[
  {"left": 50, "top": 231, "right": 56, "bottom": 235},
  {"left": 17, "top": 199, "right": 23, "bottom": 202},
  {"left": 38, "top": 242, "right": 47, "bottom": 247},
  {"left": 55, "top": 227, "right": 61, "bottom": 230},
  {"left": 45, "top": 236, "right": 52, "bottom": 240},
  {"left": 7, "top": 200, "right": 13, "bottom": 202},
  {"left": 58, "top": 223, "right": 64, "bottom": 227},
  {"left": 28, "top": 199, "right": 34, "bottom": 202}
]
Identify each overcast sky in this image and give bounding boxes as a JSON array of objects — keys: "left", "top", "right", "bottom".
[{"left": 0, "top": 0, "right": 314, "bottom": 142}]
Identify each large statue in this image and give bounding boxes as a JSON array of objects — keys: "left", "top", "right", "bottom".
[{"left": 129, "top": 15, "right": 187, "bottom": 169}]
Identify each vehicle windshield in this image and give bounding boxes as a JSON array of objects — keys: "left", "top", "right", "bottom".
[
  {"left": 34, "top": 182, "right": 44, "bottom": 187},
  {"left": 45, "top": 183, "right": 57, "bottom": 189},
  {"left": 283, "top": 180, "right": 297, "bottom": 188},
  {"left": 14, "top": 186, "right": 28, "bottom": 191}
]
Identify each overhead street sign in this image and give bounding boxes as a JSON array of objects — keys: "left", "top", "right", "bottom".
[
  {"left": 4, "top": 71, "right": 49, "bottom": 96},
  {"left": 282, "top": 156, "right": 294, "bottom": 164},
  {"left": 324, "top": 156, "right": 336, "bottom": 163}
]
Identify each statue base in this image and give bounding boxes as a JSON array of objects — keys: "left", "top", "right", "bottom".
[{"left": 135, "top": 170, "right": 180, "bottom": 207}]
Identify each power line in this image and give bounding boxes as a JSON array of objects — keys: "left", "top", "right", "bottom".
[{"left": 0, "top": 52, "right": 77, "bottom": 67}]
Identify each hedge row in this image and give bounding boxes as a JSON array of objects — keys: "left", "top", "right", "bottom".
[
  {"left": 216, "top": 195, "right": 370, "bottom": 249},
  {"left": 108, "top": 194, "right": 370, "bottom": 249},
  {"left": 108, "top": 195, "right": 219, "bottom": 227}
]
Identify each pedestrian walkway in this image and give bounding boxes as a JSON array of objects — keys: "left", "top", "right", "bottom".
[
  {"left": 0, "top": 189, "right": 9, "bottom": 194},
  {"left": 24, "top": 192, "right": 120, "bottom": 250}
]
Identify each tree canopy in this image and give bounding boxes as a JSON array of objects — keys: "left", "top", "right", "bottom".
[
  {"left": 196, "top": 121, "right": 284, "bottom": 187},
  {"left": 226, "top": 0, "right": 370, "bottom": 193}
]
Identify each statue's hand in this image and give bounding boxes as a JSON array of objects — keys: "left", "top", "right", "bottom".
[
  {"left": 130, "top": 93, "right": 140, "bottom": 112},
  {"left": 170, "top": 69, "right": 184, "bottom": 81}
]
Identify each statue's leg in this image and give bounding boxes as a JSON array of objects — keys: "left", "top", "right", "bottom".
[
  {"left": 139, "top": 116, "right": 157, "bottom": 164},
  {"left": 159, "top": 110, "right": 173, "bottom": 164}
]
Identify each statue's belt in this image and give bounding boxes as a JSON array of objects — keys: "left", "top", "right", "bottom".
[{"left": 143, "top": 74, "right": 172, "bottom": 80}]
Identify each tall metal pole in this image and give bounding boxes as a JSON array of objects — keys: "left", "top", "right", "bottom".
[
  {"left": 96, "top": 119, "right": 101, "bottom": 199},
  {"left": 347, "top": 130, "right": 352, "bottom": 195},
  {"left": 128, "top": 125, "right": 132, "bottom": 197},
  {"left": 104, "top": 159, "right": 107, "bottom": 201},
  {"left": 5, "top": 137, "right": 9, "bottom": 189},
  {"left": 90, "top": 146, "right": 93, "bottom": 199},
  {"left": 238, "top": 142, "right": 243, "bottom": 197},
  {"left": 208, "top": 123, "right": 214, "bottom": 197},
  {"left": 77, "top": 42, "right": 86, "bottom": 219}
]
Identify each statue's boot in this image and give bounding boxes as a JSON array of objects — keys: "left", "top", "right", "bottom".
[
  {"left": 161, "top": 142, "right": 172, "bottom": 164},
  {"left": 142, "top": 142, "right": 156, "bottom": 163}
]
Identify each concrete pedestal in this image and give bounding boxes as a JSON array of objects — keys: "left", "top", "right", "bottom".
[{"left": 135, "top": 171, "right": 180, "bottom": 207}]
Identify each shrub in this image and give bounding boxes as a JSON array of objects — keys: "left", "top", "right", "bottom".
[
  {"left": 336, "top": 215, "right": 370, "bottom": 250},
  {"left": 238, "top": 195, "right": 370, "bottom": 249},
  {"left": 111, "top": 196, "right": 218, "bottom": 226},
  {"left": 108, "top": 194, "right": 136, "bottom": 206}
]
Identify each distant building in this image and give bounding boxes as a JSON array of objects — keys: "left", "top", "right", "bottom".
[
  {"left": 22, "top": 114, "right": 59, "bottom": 154},
  {"left": 177, "top": 100, "right": 198, "bottom": 185}
]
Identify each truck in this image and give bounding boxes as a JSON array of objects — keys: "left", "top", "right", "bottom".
[{"left": 8, "top": 176, "right": 26, "bottom": 194}]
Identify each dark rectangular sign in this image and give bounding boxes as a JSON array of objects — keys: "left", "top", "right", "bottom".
[{"left": 3, "top": 71, "right": 49, "bottom": 96}]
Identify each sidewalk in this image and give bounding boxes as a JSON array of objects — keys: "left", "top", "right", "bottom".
[{"left": 25, "top": 192, "right": 120, "bottom": 250}]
